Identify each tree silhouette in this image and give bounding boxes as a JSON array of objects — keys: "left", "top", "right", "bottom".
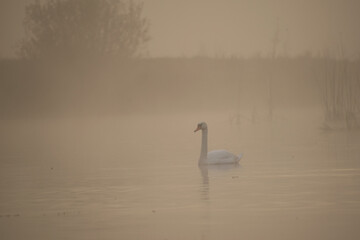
[{"left": 18, "top": 0, "right": 150, "bottom": 59}]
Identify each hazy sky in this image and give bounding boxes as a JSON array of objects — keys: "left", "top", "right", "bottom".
[{"left": 1, "top": 0, "right": 360, "bottom": 58}]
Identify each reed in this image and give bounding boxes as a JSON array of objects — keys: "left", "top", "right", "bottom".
[{"left": 321, "top": 54, "right": 360, "bottom": 129}]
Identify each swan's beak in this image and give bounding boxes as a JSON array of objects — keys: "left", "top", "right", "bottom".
[{"left": 194, "top": 126, "right": 201, "bottom": 132}]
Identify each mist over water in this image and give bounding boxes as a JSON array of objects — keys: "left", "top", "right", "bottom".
[
  {"left": 1, "top": 104, "right": 360, "bottom": 239},
  {"left": 1, "top": 0, "right": 360, "bottom": 239}
]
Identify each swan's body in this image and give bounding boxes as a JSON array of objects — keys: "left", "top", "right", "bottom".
[
  {"left": 194, "top": 122, "right": 242, "bottom": 165},
  {"left": 206, "top": 150, "right": 243, "bottom": 165}
]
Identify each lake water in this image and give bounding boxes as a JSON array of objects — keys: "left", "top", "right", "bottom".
[{"left": 1, "top": 110, "right": 360, "bottom": 240}]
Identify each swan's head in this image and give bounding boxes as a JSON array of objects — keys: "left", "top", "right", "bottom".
[{"left": 194, "top": 122, "right": 207, "bottom": 132}]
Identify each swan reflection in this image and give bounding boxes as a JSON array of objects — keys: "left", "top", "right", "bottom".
[{"left": 199, "top": 163, "right": 241, "bottom": 200}]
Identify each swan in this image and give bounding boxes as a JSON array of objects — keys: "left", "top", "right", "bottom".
[{"left": 194, "top": 122, "right": 242, "bottom": 165}]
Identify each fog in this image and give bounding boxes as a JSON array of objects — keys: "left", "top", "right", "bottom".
[
  {"left": 2, "top": 0, "right": 360, "bottom": 58},
  {"left": 1, "top": 1, "right": 360, "bottom": 240}
]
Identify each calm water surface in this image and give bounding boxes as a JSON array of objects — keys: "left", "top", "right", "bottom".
[{"left": 1, "top": 112, "right": 360, "bottom": 240}]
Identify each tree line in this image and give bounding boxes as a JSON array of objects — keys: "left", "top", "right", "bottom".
[{"left": 17, "top": 0, "right": 149, "bottom": 60}]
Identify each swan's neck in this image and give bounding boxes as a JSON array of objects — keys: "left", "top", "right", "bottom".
[{"left": 199, "top": 129, "right": 208, "bottom": 164}]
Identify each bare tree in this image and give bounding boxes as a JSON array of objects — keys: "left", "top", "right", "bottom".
[{"left": 18, "top": 0, "right": 150, "bottom": 59}]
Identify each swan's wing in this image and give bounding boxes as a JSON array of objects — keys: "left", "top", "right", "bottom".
[{"left": 207, "top": 150, "right": 241, "bottom": 164}]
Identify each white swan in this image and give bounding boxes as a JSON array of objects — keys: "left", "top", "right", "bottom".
[{"left": 194, "top": 122, "right": 242, "bottom": 165}]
